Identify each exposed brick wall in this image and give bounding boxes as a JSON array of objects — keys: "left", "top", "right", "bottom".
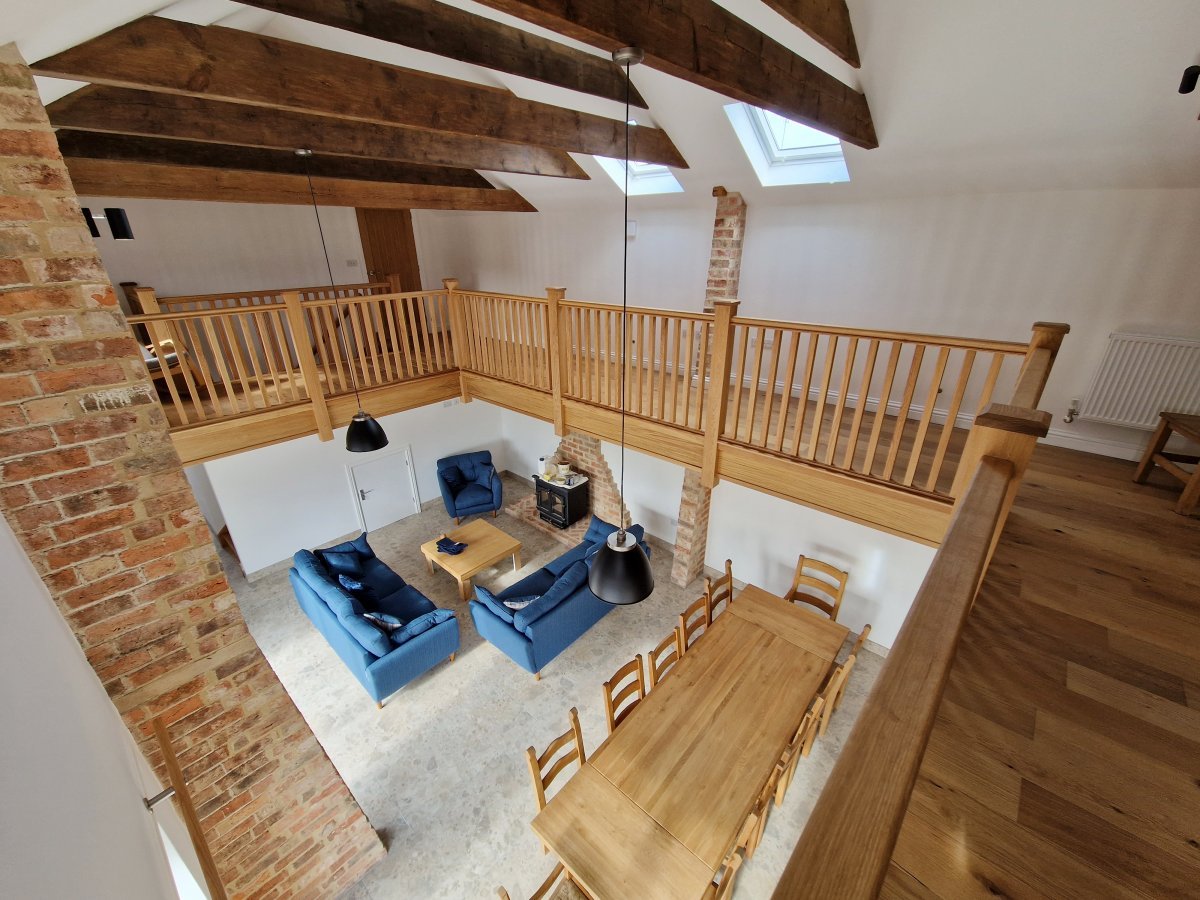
[
  {"left": 0, "top": 44, "right": 383, "bottom": 898},
  {"left": 704, "top": 187, "right": 748, "bottom": 312},
  {"left": 550, "top": 431, "right": 629, "bottom": 528},
  {"left": 670, "top": 468, "right": 712, "bottom": 587}
]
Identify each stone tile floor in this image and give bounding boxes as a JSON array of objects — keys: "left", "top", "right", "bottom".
[{"left": 223, "top": 474, "right": 882, "bottom": 899}]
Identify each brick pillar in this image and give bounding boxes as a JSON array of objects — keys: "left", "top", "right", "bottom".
[
  {"left": 703, "top": 186, "right": 748, "bottom": 313},
  {"left": 670, "top": 468, "right": 712, "bottom": 587},
  {"left": 550, "top": 431, "right": 629, "bottom": 527},
  {"left": 0, "top": 44, "right": 383, "bottom": 897}
]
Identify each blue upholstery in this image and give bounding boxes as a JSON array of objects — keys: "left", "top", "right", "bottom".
[
  {"left": 289, "top": 536, "right": 459, "bottom": 704},
  {"left": 468, "top": 517, "right": 651, "bottom": 677},
  {"left": 437, "top": 451, "right": 503, "bottom": 519},
  {"left": 513, "top": 561, "right": 588, "bottom": 636}
]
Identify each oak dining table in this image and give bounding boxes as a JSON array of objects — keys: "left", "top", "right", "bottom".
[{"left": 531, "top": 584, "right": 850, "bottom": 900}]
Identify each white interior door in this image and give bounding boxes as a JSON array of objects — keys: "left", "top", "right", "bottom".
[{"left": 348, "top": 447, "right": 419, "bottom": 532}]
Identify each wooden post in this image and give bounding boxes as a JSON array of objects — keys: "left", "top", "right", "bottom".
[
  {"left": 546, "top": 286, "right": 567, "bottom": 435},
  {"left": 282, "top": 290, "right": 334, "bottom": 440},
  {"left": 701, "top": 298, "right": 740, "bottom": 488},
  {"left": 1011, "top": 321, "right": 1069, "bottom": 408},
  {"left": 443, "top": 277, "right": 471, "bottom": 403}
]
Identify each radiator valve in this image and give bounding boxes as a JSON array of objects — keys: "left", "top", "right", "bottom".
[{"left": 1063, "top": 398, "right": 1081, "bottom": 424}]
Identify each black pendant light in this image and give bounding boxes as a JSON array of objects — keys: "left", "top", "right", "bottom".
[
  {"left": 589, "top": 48, "right": 655, "bottom": 607},
  {"left": 297, "top": 149, "right": 388, "bottom": 453}
]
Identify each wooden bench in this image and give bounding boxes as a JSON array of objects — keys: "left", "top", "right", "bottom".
[{"left": 1134, "top": 411, "right": 1200, "bottom": 515}]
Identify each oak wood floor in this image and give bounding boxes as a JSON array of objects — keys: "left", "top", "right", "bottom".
[{"left": 884, "top": 444, "right": 1200, "bottom": 899}]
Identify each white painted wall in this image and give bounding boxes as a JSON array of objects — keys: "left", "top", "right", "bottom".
[
  {"left": 415, "top": 186, "right": 1200, "bottom": 460},
  {"left": 184, "top": 464, "right": 225, "bottom": 536},
  {"left": 0, "top": 517, "right": 186, "bottom": 900},
  {"left": 81, "top": 196, "right": 367, "bottom": 301},
  {"left": 202, "top": 399, "right": 503, "bottom": 574},
  {"left": 706, "top": 482, "right": 935, "bottom": 648}
]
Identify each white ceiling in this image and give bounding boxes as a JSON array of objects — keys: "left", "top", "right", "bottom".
[{"left": 4, "top": 0, "right": 1199, "bottom": 211}]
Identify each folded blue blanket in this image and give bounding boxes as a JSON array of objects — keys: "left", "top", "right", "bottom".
[{"left": 436, "top": 537, "right": 468, "bottom": 555}]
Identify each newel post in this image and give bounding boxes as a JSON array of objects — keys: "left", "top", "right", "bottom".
[
  {"left": 701, "top": 298, "right": 740, "bottom": 488},
  {"left": 282, "top": 290, "right": 334, "bottom": 441},
  {"left": 546, "top": 286, "right": 567, "bottom": 436},
  {"left": 443, "top": 277, "right": 472, "bottom": 403},
  {"left": 1011, "top": 321, "right": 1070, "bottom": 409}
]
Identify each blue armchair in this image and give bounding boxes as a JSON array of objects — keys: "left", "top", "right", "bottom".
[{"left": 437, "top": 450, "right": 503, "bottom": 523}]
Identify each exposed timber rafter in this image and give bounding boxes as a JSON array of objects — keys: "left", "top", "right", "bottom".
[
  {"left": 56, "top": 131, "right": 495, "bottom": 189},
  {"left": 64, "top": 158, "right": 537, "bottom": 211},
  {"left": 239, "top": 0, "right": 648, "bottom": 108},
  {"left": 47, "top": 86, "right": 589, "bottom": 179},
  {"left": 32, "top": 17, "right": 687, "bottom": 166},
  {"left": 470, "top": 0, "right": 877, "bottom": 148},
  {"left": 758, "top": 0, "right": 860, "bottom": 68}
]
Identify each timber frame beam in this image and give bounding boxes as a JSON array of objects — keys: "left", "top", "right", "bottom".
[
  {"left": 33, "top": 17, "right": 687, "bottom": 166},
  {"left": 758, "top": 0, "right": 860, "bottom": 68},
  {"left": 240, "top": 0, "right": 648, "bottom": 108},
  {"left": 470, "top": 0, "right": 877, "bottom": 148},
  {"left": 47, "top": 86, "right": 589, "bottom": 179},
  {"left": 63, "top": 158, "right": 537, "bottom": 211}
]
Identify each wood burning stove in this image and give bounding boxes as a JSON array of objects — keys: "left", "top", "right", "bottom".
[{"left": 535, "top": 476, "right": 589, "bottom": 529}]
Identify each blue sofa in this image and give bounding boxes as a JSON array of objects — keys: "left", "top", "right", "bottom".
[
  {"left": 289, "top": 533, "right": 460, "bottom": 706},
  {"left": 469, "top": 516, "right": 650, "bottom": 679},
  {"left": 436, "top": 450, "right": 503, "bottom": 522}
]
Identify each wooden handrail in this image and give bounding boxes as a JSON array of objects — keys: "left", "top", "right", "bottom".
[
  {"left": 128, "top": 290, "right": 445, "bottom": 322},
  {"left": 158, "top": 281, "right": 388, "bottom": 305},
  {"left": 151, "top": 716, "right": 229, "bottom": 900},
  {"left": 458, "top": 289, "right": 549, "bottom": 303},
  {"left": 732, "top": 315, "right": 1030, "bottom": 355},
  {"left": 771, "top": 455, "right": 1015, "bottom": 900},
  {"left": 562, "top": 299, "right": 714, "bottom": 322}
]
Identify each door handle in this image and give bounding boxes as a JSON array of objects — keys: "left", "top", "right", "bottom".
[{"left": 359, "top": 488, "right": 372, "bottom": 501}]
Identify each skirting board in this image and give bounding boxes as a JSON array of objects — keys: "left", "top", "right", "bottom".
[{"left": 1041, "top": 427, "right": 1145, "bottom": 462}]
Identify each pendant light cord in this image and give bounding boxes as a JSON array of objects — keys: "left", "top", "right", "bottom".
[
  {"left": 301, "top": 153, "right": 366, "bottom": 411},
  {"left": 619, "top": 58, "right": 631, "bottom": 534}
]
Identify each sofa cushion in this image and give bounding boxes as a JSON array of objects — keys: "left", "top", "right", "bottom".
[
  {"left": 582, "top": 515, "right": 619, "bottom": 547},
  {"left": 514, "top": 561, "right": 589, "bottom": 636},
  {"left": 361, "top": 556, "right": 406, "bottom": 599},
  {"left": 392, "top": 608, "right": 455, "bottom": 646},
  {"left": 321, "top": 550, "right": 363, "bottom": 577},
  {"left": 332, "top": 589, "right": 392, "bottom": 657},
  {"left": 338, "top": 572, "right": 376, "bottom": 604},
  {"left": 456, "top": 483, "right": 493, "bottom": 508},
  {"left": 319, "top": 532, "right": 376, "bottom": 562},
  {"left": 441, "top": 464, "right": 465, "bottom": 490},
  {"left": 475, "top": 584, "right": 514, "bottom": 624},
  {"left": 478, "top": 463, "right": 496, "bottom": 485},
  {"left": 543, "top": 543, "right": 590, "bottom": 576},
  {"left": 376, "top": 584, "right": 436, "bottom": 621}
]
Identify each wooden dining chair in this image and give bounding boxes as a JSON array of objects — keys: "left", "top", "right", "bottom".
[
  {"left": 785, "top": 555, "right": 849, "bottom": 621},
  {"left": 496, "top": 862, "right": 588, "bottom": 900},
  {"left": 602, "top": 654, "right": 646, "bottom": 734},
  {"left": 774, "top": 696, "right": 825, "bottom": 807},
  {"left": 648, "top": 627, "right": 681, "bottom": 687},
  {"left": 828, "top": 624, "right": 871, "bottom": 719},
  {"left": 526, "top": 707, "right": 586, "bottom": 850},
  {"left": 735, "top": 763, "right": 782, "bottom": 862},
  {"left": 704, "top": 558, "right": 735, "bottom": 620},
  {"left": 678, "top": 595, "right": 711, "bottom": 655},
  {"left": 702, "top": 848, "right": 744, "bottom": 900}
]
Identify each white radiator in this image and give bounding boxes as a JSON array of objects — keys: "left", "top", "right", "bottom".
[{"left": 1080, "top": 332, "right": 1200, "bottom": 429}]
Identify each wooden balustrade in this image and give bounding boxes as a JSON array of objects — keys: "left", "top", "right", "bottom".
[
  {"left": 721, "top": 318, "right": 1028, "bottom": 499},
  {"left": 148, "top": 281, "right": 389, "bottom": 311},
  {"left": 455, "top": 290, "right": 552, "bottom": 392}
]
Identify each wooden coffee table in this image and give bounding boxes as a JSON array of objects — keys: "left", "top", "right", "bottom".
[{"left": 420, "top": 519, "right": 522, "bottom": 601}]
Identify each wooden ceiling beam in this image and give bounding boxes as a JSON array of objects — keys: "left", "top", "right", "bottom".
[
  {"left": 470, "top": 0, "right": 877, "bottom": 148},
  {"left": 32, "top": 17, "right": 687, "bottom": 166},
  {"left": 758, "top": 0, "right": 860, "bottom": 68},
  {"left": 48, "top": 86, "right": 589, "bottom": 179},
  {"left": 240, "top": 0, "right": 648, "bottom": 107},
  {"left": 64, "top": 158, "right": 537, "bottom": 211},
  {"left": 56, "top": 131, "right": 495, "bottom": 189}
]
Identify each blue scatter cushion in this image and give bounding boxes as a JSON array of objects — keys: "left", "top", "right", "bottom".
[
  {"left": 475, "top": 584, "right": 515, "bottom": 624},
  {"left": 514, "top": 561, "right": 588, "bottom": 635},
  {"left": 321, "top": 532, "right": 376, "bottom": 561},
  {"left": 583, "top": 515, "right": 619, "bottom": 547},
  {"left": 479, "top": 463, "right": 496, "bottom": 484},
  {"left": 338, "top": 572, "right": 376, "bottom": 603},
  {"left": 392, "top": 608, "right": 455, "bottom": 646},
  {"left": 320, "top": 550, "right": 363, "bottom": 577},
  {"left": 442, "top": 464, "right": 465, "bottom": 489},
  {"left": 502, "top": 595, "right": 539, "bottom": 610},
  {"left": 363, "top": 611, "right": 403, "bottom": 634}
]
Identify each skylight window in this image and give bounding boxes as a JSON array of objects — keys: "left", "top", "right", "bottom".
[
  {"left": 594, "top": 156, "right": 684, "bottom": 195},
  {"left": 724, "top": 103, "right": 849, "bottom": 187}
]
